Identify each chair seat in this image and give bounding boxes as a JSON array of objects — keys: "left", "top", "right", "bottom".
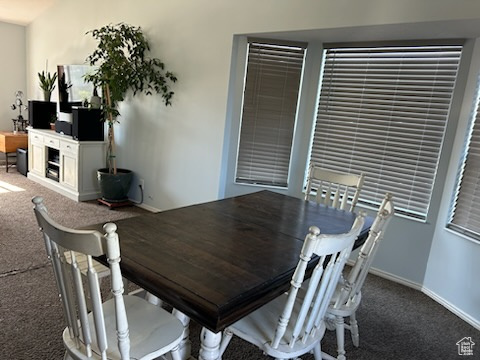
[
  {"left": 228, "top": 292, "right": 326, "bottom": 359},
  {"left": 328, "top": 290, "right": 362, "bottom": 317},
  {"left": 63, "top": 295, "right": 184, "bottom": 360}
]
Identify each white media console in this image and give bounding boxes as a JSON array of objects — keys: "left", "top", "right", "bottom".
[{"left": 28, "top": 128, "right": 106, "bottom": 201}]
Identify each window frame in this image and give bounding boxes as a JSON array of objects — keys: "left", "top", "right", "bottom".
[
  {"left": 447, "top": 76, "right": 480, "bottom": 242},
  {"left": 234, "top": 38, "right": 307, "bottom": 188},
  {"left": 306, "top": 41, "right": 464, "bottom": 220}
]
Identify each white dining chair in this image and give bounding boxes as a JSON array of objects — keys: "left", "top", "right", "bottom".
[
  {"left": 32, "top": 196, "right": 184, "bottom": 360},
  {"left": 327, "top": 193, "right": 394, "bottom": 360},
  {"left": 218, "top": 212, "right": 366, "bottom": 360},
  {"left": 305, "top": 164, "right": 365, "bottom": 212}
]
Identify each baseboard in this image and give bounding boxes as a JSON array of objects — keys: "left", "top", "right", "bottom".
[
  {"left": 132, "top": 201, "right": 161, "bottom": 213},
  {"left": 359, "top": 264, "right": 480, "bottom": 330},
  {"left": 27, "top": 171, "right": 99, "bottom": 202},
  {"left": 366, "top": 266, "right": 423, "bottom": 291},
  {"left": 422, "top": 287, "right": 480, "bottom": 330}
]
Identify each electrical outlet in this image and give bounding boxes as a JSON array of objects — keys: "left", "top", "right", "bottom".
[{"left": 139, "top": 179, "right": 145, "bottom": 189}]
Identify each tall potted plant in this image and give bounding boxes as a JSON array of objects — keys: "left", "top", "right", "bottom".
[{"left": 84, "top": 23, "right": 177, "bottom": 202}]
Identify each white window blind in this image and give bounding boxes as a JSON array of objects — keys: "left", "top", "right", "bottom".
[
  {"left": 449, "top": 84, "right": 480, "bottom": 240},
  {"left": 236, "top": 40, "right": 306, "bottom": 187},
  {"left": 309, "top": 43, "right": 463, "bottom": 219}
]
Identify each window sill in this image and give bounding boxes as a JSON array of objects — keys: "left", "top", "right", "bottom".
[{"left": 445, "top": 225, "right": 480, "bottom": 245}]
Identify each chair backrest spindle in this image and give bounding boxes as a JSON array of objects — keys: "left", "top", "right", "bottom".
[
  {"left": 333, "top": 193, "right": 394, "bottom": 310},
  {"left": 104, "top": 223, "right": 130, "bottom": 359},
  {"left": 305, "top": 164, "right": 365, "bottom": 212}
]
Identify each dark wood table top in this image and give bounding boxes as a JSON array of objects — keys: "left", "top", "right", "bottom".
[{"left": 91, "top": 190, "right": 373, "bottom": 333}]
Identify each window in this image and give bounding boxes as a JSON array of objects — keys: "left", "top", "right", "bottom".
[
  {"left": 308, "top": 43, "right": 463, "bottom": 219},
  {"left": 235, "top": 39, "right": 306, "bottom": 187},
  {"left": 448, "top": 81, "right": 480, "bottom": 240}
]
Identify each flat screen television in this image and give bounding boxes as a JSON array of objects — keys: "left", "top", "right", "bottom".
[{"left": 57, "top": 64, "right": 97, "bottom": 123}]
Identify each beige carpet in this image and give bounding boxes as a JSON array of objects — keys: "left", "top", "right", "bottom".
[
  {"left": 0, "top": 168, "right": 148, "bottom": 275},
  {"left": 0, "top": 168, "right": 477, "bottom": 359}
]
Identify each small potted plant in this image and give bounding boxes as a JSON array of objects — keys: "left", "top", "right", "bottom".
[
  {"left": 38, "top": 70, "right": 57, "bottom": 102},
  {"left": 84, "top": 23, "right": 177, "bottom": 202},
  {"left": 49, "top": 114, "right": 57, "bottom": 130}
]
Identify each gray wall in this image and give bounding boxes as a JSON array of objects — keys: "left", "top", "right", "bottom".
[
  {"left": 0, "top": 22, "right": 25, "bottom": 132},
  {"left": 425, "top": 38, "right": 480, "bottom": 327}
]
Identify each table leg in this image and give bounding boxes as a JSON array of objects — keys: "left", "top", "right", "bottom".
[
  {"left": 199, "top": 328, "right": 222, "bottom": 360},
  {"left": 5, "top": 152, "right": 17, "bottom": 173}
]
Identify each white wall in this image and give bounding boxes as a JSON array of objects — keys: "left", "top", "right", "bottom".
[
  {"left": 24, "top": 0, "right": 480, "bottom": 328},
  {"left": 0, "top": 21, "right": 25, "bottom": 132},
  {"left": 26, "top": 0, "right": 480, "bottom": 211}
]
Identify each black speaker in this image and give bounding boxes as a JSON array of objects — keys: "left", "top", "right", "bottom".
[
  {"left": 16, "top": 148, "right": 28, "bottom": 176},
  {"left": 54, "top": 120, "right": 72, "bottom": 136},
  {"left": 28, "top": 101, "right": 56, "bottom": 129},
  {"left": 72, "top": 107, "right": 104, "bottom": 141}
]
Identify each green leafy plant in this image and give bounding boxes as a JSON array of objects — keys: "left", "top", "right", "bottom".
[
  {"left": 84, "top": 23, "right": 178, "bottom": 175},
  {"left": 38, "top": 70, "right": 57, "bottom": 102}
]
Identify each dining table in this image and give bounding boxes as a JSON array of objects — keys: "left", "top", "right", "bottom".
[{"left": 90, "top": 190, "right": 373, "bottom": 360}]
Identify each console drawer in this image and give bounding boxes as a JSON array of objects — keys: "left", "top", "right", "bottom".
[
  {"left": 60, "top": 141, "right": 78, "bottom": 155},
  {"left": 30, "top": 133, "right": 44, "bottom": 145},
  {"left": 44, "top": 136, "right": 60, "bottom": 149}
]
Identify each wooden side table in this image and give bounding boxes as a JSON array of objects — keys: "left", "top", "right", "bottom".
[{"left": 0, "top": 131, "right": 29, "bottom": 172}]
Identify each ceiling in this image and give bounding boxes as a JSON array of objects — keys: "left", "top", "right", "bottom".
[
  {"left": 2, "top": 0, "right": 480, "bottom": 40},
  {"left": 0, "top": 0, "right": 55, "bottom": 26}
]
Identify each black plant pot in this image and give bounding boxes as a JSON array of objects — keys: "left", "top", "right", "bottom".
[{"left": 97, "top": 168, "right": 133, "bottom": 202}]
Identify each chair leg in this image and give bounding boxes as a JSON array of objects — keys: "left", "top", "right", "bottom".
[
  {"left": 218, "top": 328, "right": 233, "bottom": 356},
  {"left": 145, "top": 292, "right": 163, "bottom": 306},
  {"left": 350, "top": 312, "right": 359, "bottom": 347},
  {"left": 314, "top": 342, "right": 339, "bottom": 360},
  {"left": 170, "top": 345, "right": 183, "bottom": 360},
  {"left": 320, "top": 350, "right": 338, "bottom": 360},
  {"left": 172, "top": 309, "right": 192, "bottom": 359},
  {"left": 334, "top": 315, "right": 346, "bottom": 360},
  {"left": 313, "top": 342, "right": 323, "bottom": 360}
]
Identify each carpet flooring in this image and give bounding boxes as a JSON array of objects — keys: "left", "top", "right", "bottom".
[{"left": 0, "top": 168, "right": 478, "bottom": 359}]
